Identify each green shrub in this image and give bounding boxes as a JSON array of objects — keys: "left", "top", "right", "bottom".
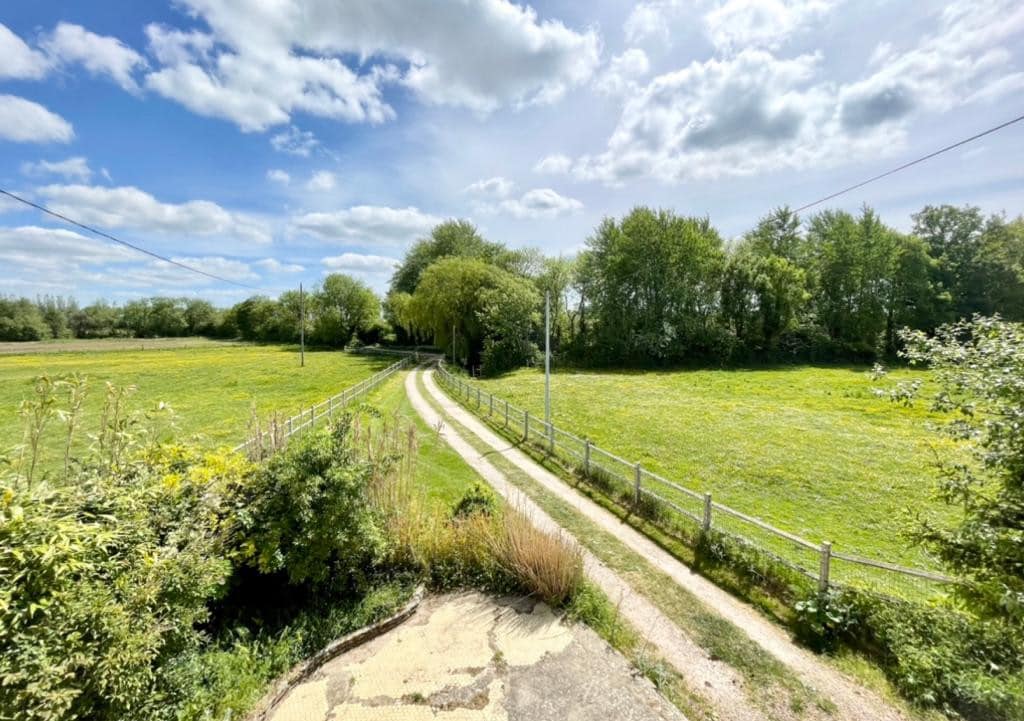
[
  {"left": 450, "top": 481, "right": 497, "bottom": 519},
  {"left": 227, "top": 416, "right": 385, "bottom": 588},
  {"left": 0, "top": 448, "right": 243, "bottom": 721}
]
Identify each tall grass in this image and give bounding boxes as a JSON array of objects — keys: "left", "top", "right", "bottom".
[{"left": 486, "top": 510, "right": 583, "bottom": 606}]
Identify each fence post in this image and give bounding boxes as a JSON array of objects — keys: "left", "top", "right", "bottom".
[
  {"left": 310, "top": 405, "right": 315, "bottom": 430},
  {"left": 524, "top": 410, "right": 530, "bottom": 441},
  {"left": 548, "top": 423, "right": 554, "bottom": 454},
  {"left": 489, "top": 394, "right": 494, "bottom": 417},
  {"left": 504, "top": 400, "right": 509, "bottom": 427},
  {"left": 583, "top": 439, "right": 591, "bottom": 476},
  {"left": 287, "top": 416, "right": 293, "bottom": 437},
  {"left": 702, "top": 493, "right": 712, "bottom": 533},
  {"left": 476, "top": 387, "right": 481, "bottom": 409},
  {"left": 634, "top": 463, "right": 642, "bottom": 507},
  {"left": 329, "top": 396, "right": 334, "bottom": 418},
  {"left": 818, "top": 542, "right": 832, "bottom": 593}
]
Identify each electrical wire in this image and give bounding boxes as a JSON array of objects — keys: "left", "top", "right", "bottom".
[
  {"left": 793, "top": 112, "right": 1024, "bottom": 214},
  {"left": 0, "top": 187, "right": 265, "bottom": 291}
]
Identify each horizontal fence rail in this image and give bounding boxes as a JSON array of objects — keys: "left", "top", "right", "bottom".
[
  {"left": 233, "top": 355, "right": 413, "bottom": 458},
  {"left": 433, "top": 363, "right": 957, "bottom": 601}
]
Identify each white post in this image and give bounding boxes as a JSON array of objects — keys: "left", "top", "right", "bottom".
[
  {"left": 702, "top": 493, "right": 712, "bottom": 533},
  {"left": 819, "top": 542, "right": 832, "bottom": 593},
  {"left": 504, "top": 399, "right": 509, "bottom": 427},
  {"left": 489, "top": 394, "right": 494, "bottom": 416},
  {"left": 524, "top": 410, "right": 530, "bottom": 441},
  {"left": 634, "top": 463, "right": 642, "bottom": 507}
]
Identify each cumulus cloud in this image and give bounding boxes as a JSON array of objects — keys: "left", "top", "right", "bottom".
[
  {"left": 159, "top": 255, "right": 259, "bottom": 282},
  {"left": 255, "top": 257, "right": 304, "bottom": 272},
  {"left": 499, "top": 188, "right": 583, "bottom": 219},
  {"left": 0, "top": 95, "right": 74, "bottom": 143},
  {"left": 306, "top": 171, "right": 336, "bottom": 192},
  {"left": 266, "top": 169, "right": 291, "bottom": 184},
  {"left": 464, "top": 176, "right": 517, "bottom": 198},
  {"left": 572, "top": 1, "right": 1024, "bottom": 184},
  {"left": 703, "top": 0, "right": 837, "bottom": 52},
  {"left": 0, "top": 225, "right": 136, "bottom": 271},
  {"left": 322, "top": 252, "right": 400, "bottom": 273},
  {"left": 533, "top": 154, "right": 574, "bottom": 175},
  {"left": 36, "top": 184, "right": 273, "bottom": 245},
  {"left": 594, "top": 48, "right": 651, "bottom": 96},
  {"left": 270, "top": 126, "right": 320, "bottom": 156},
  {"left": 143, "top": 0, "right": 599, "bottom": 130},
  {"left": 291, "top": 205, "right": 441, "bottom": 245},
  {"left": 21, "top": 156, "right": 93, "bottom": 181},
  {"left": 41, "top": 22, "right": 147, "bottom": 91},
  {"left": 465, "top": 177, "right": 583, "bottom": 218},
  {"left": 0, "top": 23, "right": 50, "bottom": 79},
  {"left": 624, "top": 0, "right": 836, "bottom": 51}
]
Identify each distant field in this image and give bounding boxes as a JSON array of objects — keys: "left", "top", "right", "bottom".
[
  {"left": 0, "top": 336, "right": 237, "bottom": 355},
  {"left": 474, "top": 365, "right": 959, "bottom": 572},
  {"left": 0, "top": 345, "right": 392, "bottom": 468}
]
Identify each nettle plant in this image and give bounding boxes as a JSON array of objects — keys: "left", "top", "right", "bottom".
[{"left": 883, "top": 315, "right": 1024, "bottom": 625}]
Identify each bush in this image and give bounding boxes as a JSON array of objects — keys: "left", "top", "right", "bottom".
[
  {"left": 227, "top": 416, "right": 385, "bottom": 589},
  {"left": 0, "top": 449, "right": 243, "bottom": 721},
  {"left": 450, "top": 481, "right": 497, "bottom": 519}
]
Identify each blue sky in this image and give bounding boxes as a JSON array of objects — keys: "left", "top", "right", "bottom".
[{"left": 1, "top": 0, "right": 1022, "bottom": 305}]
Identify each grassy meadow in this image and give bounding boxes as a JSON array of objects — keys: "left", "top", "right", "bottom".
[
  {"left": 0, "top": 342, "right": 393, "bottom": 466},
  {"left": 473, "top": 365, "right": 959, "bottom": 572}
]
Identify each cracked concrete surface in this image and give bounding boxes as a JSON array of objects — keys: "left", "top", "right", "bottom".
[{"left": 267, "top": 592, "right": 685, "bottom": 721}]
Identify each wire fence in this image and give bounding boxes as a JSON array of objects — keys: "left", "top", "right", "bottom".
[
  {"left": 434, "top": 364, "right": 958, "bottom": 602},
  {"left": 232, "top": 355, "right": 413, "bottom": 458}
]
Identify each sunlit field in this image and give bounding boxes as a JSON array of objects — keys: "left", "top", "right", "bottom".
[
  {"left": 475, "top": 365, "right": 958, "bottom": 570},
  {"left": 0, "top": 342, "right": 392, "bottom": 464}
]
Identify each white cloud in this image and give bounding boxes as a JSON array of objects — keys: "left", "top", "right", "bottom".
[
  {"left": 464, "top": 176, "right": 516, "bottom": 198},
  {"left": 21, "top": 156, "right": 93, "bottom": 182},
  {"left": 41, "top": 22, "right": 146, "bottom": 91},
  {"left": 594, "top": 48, "right": 651, "bottom": 97},
  {"left": 0, "top": 23, "right": 49, "bottom": 79},
  {"left": 306, "top": 171, "right": 337, "bottom": 192},
  {"left": 322, "top": 252, "right": 399, "bottom": 273},
  {"left": 270, "top": 126, "right": 320, "bottom": 156},
  {"left": 499, "top": 188, "right": 583, "bottom": 219},
  {"left": 464, "top": 175, "right": 583, "bottom": 218},
  {"left": 161, "top": 256, "right": 259, "bottom": 282},
  {"left": 37, "top": 184, "right": 273, "bottom": 245},
  {"left": 703, "top": 0, "right": 838, "bottom": 53},
  {"left": 838, "top": 1, "right": 1024, "bottom": 132},
  {"left": 266, "top": 169, "right": 291, "bottom": 184},
  {"left": 533, "top": 154, "right": 573, "bottom": 175},
  {"left": 143, "top": 0, "right": 599, "bottom": 130},
  {"left": 0, "top": 95, "right": 74, "bottom": 143},
  {"left": 292, "top": 206, "right": 442, "bottom": 245},
  {"left": 573, "top": 1, "right": 1024, "bottom": 185},
  {"left": 255, "top": 257, "right": 304, "bottom": 272},
  {"left": 0, "top": 225, "right": 136, "bottom": 271}
]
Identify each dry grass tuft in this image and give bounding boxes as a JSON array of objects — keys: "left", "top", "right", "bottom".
[{"left": 486, "top": 509, "right": 584, "bottom": 606}]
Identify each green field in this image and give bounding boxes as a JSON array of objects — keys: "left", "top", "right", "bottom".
[
  {"left": 0, "top": 343, "right": 392, "bottom": 463},
  {"left": 473, "top": 365, "right": 958, "bottom": 573}
]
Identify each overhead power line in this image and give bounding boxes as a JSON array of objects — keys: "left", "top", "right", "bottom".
[
  {"left": 793, "top": 111, "right": 1024, "bottom": 214},
  {"left": 0, "top": 187, "right": 265, "bottom": 291}
]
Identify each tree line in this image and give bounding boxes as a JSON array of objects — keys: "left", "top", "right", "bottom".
[
  {"left": 0, "top": 274, "right": 383, "bottom": 347},
  {"left": 4, "top": 203, "right": 1021, "bottom": 366},
  {"left": 385, "top": 204, "right": 1022, "bottom": 372}
]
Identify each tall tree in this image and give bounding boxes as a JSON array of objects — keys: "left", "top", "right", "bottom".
[
  {"left": 310, "top": 274, "right": 380, "bottom": 346},
  {"left": 579, "top": 207, "right": 726, "bottom": 363},
  {"left": 390, "top": 220, "right": 504, "bottom": 294}
]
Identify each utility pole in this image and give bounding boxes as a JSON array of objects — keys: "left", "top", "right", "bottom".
[
  {"left": 299, "top": 282, "right": 305, "bottom": 368},
  {"left": 544, "top": 290, "right": 551, "bottom": 427}
]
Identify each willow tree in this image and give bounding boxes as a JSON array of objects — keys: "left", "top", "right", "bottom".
[{"left": 407, "top": 257, "right": 539, "bottom": 372}]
